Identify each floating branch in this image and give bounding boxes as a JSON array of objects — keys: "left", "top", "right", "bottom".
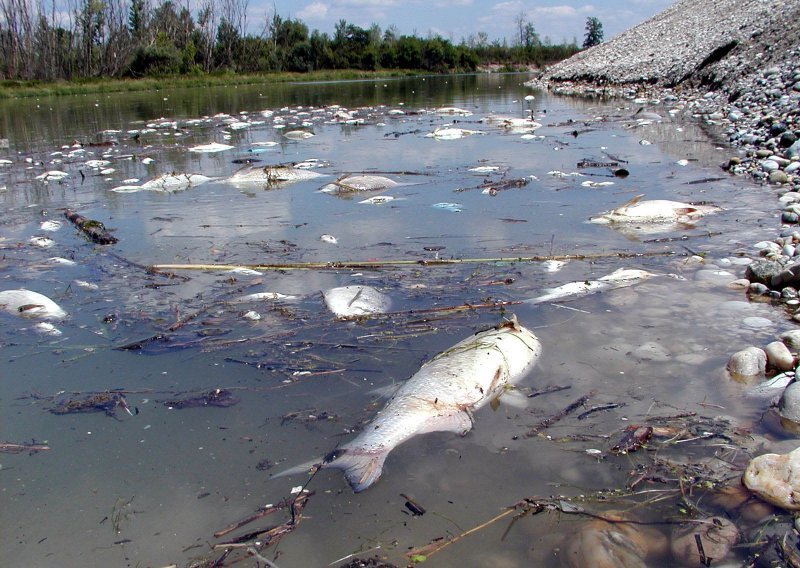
[
  {"left": 64, "top": 209, "right": 118, "bottom": 244},
  {"left": 524, "top": 390, "right": 596, "bottom": 438},
  {"left": 0, "top": 441, "right": 51, "bottom": 454},
  {"left": 150, "top": 250, "right": 676, "bottom": 273}
]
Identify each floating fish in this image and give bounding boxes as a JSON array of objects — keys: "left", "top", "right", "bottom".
[
  {"left": 29, "top": 236, "right": 55, "bottom": 248},
  {"left": 111, "top": 173, "right": 213, "bottom": 193},
  {"left": 40, "top": 220, "right": 62, "bottom": 232},
  {"left": 277, "top": 317, "right": 541, "bottom": 491},
  {"left": 526, "top": 268, "right": 654, "bottom": 304},
  {"left": 188, "top": 142, "right": 234, "bottom": 153},
  {"left": 225, "top": 165, "right": 325, "bottom": 187},
  {"left": 283, "top": 130, "right": 315, "bottom": 140},
  {"left": 0, "top": 289, "right": 67, "bottom": 319},
  {"left": 35, "top": 170, "right": 68, "bottom": 181},
  {"left": 590, "top": 194, "right": 720, "bottom": 225},
  {"left": 320, "top": 175, "right": 397, "bottom": 194},
  {"left": 322, "top": 285, "right": 391, "bottom": 317},
  {"left": 320, "top": 234, "right": 338, "bottom": 244},
  {"left": 432, "top": 202, "right": 462, "bottom": 213},
  {"left": 234, "top": 292, "right": 298, "bottom": 303},
  {"left": 434, "top": 106, "right": 473, "bottom": 116},
  {"left": 426, "top": 127, "right": 483, "bottom": 140}
]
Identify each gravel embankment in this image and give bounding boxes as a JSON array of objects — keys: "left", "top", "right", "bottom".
[{"left": 529, "top": 0, "right": 800, "bottom": 303}]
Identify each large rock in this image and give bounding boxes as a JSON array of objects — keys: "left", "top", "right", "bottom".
[
  {"left": 743, "top": 447, "right": 800, "bottom": 510},
  {"left": 745, "top": 259, "right": 785, "bottom": 286},
  {"left": 727, "top": 346, "right": 767, "bottom": 378}
]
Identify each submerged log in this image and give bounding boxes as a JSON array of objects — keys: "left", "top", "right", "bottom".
[{"left": 64, "top": 209, "right": 118, "bottom": 244}]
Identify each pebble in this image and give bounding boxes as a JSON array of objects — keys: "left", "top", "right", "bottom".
[
  {"left": 743, "top": 447, "right": 800, "bottom": 511},
  {"left": 741, "top": 316, "right": 774, "bottom": 329}
]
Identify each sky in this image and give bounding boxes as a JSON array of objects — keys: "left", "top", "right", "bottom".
[{"left": 252, "top": 0, "right": 678, "bottom": 45}]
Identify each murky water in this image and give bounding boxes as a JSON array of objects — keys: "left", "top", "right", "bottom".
[{"left": 0, "top": 74, "right": 790, "bottom": 567}]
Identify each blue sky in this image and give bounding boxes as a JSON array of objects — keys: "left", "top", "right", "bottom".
[{"left": 255, "top": 0, "right": 677, "bottom": 45}]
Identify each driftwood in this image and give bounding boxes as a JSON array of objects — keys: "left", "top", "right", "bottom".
[
  {"left": 150, "top": 250, "right": 677, "bottom": 273},
  {"left": 64, "top": 209, "right": 118, "bottom": 244},
  {"left": 213, "top": 491, "right": 313, "bottom": 548},
  {"left": 524, "top": 391, "right": 595, "bottom": 438},
  {"left": 0, "top": 441, "right": 51, "bottom": 453}
]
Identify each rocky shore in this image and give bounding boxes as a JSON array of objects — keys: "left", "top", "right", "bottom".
[
  {"left": 528, "top": 1, "right": 800, "bottom": 561},
  {"left": 529, "top": 0, "right": 800, "bottom": 332}
]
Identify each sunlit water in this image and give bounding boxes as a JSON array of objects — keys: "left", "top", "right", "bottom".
[{"left": 0, "top": 74, "right": 789, "bottom": 567}]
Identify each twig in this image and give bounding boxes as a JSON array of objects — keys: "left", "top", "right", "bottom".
[
  {"left": 0, "top": 441, "right": 51, "bottom": 453},
  {"left": 338, "top": 300, "right": 521, "bottom": 321},
  {"left": 526, "top": 385, "right": 571, "bottom": 398},
  {"left": 150, "top": 250, "right": 676, "bottom": 272},
  {"left": 64, "top": 209, "right": 118, "bottom": 245},
  {"left": 524, "top": 391, "right": 595, "bottom": 437}
]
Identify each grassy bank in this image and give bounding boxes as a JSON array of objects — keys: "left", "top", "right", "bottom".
[{"left": 0, "top": 69, "right": 427, "bottom": 99}]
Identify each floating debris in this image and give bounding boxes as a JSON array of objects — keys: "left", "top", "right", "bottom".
[
  {"left": 33, "top": 322, "right": 62, "bottom": 336},
  {"left": 163, "top": 389, "right": 239, "bottom": 409},
  {"left": 50, "top": 392, "right": 132, "bottom": 416},
  {"left": 434, "top": 106, "right": 472, "bottom": 116},
  {"left": 276, "top": 317, "right": 541, "bottom": 491},
  {"left": 0, "top": 289, "right": 67, "bottom": 319},
  {"left": 40, "top": 220, "right": 62, "bottom": 232},
  {"left": 64, "top": 209, "right": 118, "bottom": 244},
  {"left": 283, "top": 130, "right": 315, "bottom": 140},
  {"left": 234, "top": 292, "right": 298, "bottom": 303}
]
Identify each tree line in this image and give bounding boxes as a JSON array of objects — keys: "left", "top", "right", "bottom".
[{"left": 0, "top": 0, "right": 587, "bottom": 82}]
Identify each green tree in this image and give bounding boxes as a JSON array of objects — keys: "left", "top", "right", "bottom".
[{"left": 583, "top": 16, "right": 603, "bottom": 48}]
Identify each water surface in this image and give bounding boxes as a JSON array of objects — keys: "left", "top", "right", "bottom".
[{"left": 0, "top": 74, "right": 787, "bottom": 567}]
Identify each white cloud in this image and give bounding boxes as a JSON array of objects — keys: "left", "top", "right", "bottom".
[{"left": 297, "top": 2, "right": 330, "bottom": 20}]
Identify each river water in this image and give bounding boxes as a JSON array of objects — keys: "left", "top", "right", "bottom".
[{"left": 0, "top": 74, "right": 791, "bottom": 567}]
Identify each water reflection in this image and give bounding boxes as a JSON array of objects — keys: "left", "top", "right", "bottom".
[{"left": 0, "top": 73, "right": 787, "bottom": 567}]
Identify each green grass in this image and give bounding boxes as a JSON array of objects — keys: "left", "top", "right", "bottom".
[{"left": 0, "top": 69, "right": 426, "bottom": 99}]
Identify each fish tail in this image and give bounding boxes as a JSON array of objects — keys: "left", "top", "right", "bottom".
[{"left": 323, "top": 447, "right": 388, "bottom": 493}]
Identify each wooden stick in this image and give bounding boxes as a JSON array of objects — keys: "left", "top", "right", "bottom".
[
  {"left": 64, "top": 209, "right": 118, "bottom": 244},
  {"left": 524, "top": 391, "right": 596, "bottom": 438},
  {"left": 150, "top": 250, "right": 676, "bottom": 272},
  {"left": 0, "top": 441, "right": 51, "bottom": 453},
  {"left": 337, "top": 300, "right": 521, "bottom": 321}
]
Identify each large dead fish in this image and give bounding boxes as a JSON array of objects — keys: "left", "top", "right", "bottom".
[
  {"left": 224, "top": 165, "right": 326, "bottom": 187},
  {"left": 0, "top": 289, "right": 67, "bottom": 319},
  {"left": 319, "top": 175, "right": 397, "bottom": 194},
  {"left": 590, "top": 194, "right": 720, "bottom": 225},
  {"left": 526, "top": 268, "right": 653, "bottom": 304},
  {"left": 322, "top": 285, "right": 392, "bottom": 317},
  {"left": 111, "top": 173, "right": 214, "bottom": 193},
  {"left": 277, "top": 317, "right": 541, "bottom": 491}
]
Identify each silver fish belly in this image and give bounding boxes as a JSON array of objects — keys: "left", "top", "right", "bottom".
[{"left": 317, "top": 318, "right": 542, "bottom": 491}]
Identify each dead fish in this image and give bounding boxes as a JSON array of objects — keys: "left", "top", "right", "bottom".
[
  {"left": 323, "top": 285, "right": 391, "bottom": 317},
  {"left": 590, "top": 194, "right": 720, "bottom": 225},
  {"left": 526, "top": 268, "right": 654, "bottom": 304},
  {"left": 283, "top": 130, "right": 315, "bottom": 140},
  {"left": 188, "top": 142, "right": 234, "bottom": 153},
  {"left": 111, "top": 173, "right": 213, "bottom": 193},
  {"left": 0, "top": 289, "right": 67, "bottom": 319},
  {"left": 425, "top": 127, "right": 484, "bottom": 140},
  {"left": 225, "top": 165, "right": 325, "bottom": 187},
  {"left": 276, "top": 317, "right": 541, "bottom": 491},
  {"left": 320, "top": 175, "right": 397, "bottom": 194}
]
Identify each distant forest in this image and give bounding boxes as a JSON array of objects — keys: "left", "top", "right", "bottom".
[{"left": 0, "top": 0, "right": 581, "bottom": 82}]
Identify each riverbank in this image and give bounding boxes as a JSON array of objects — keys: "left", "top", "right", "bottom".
[
  {"left": 529, "top": 0, "right": 800, "bottom": 305},
  {"left": 0, "top": 69, "right": 424, "bottom": 99}
]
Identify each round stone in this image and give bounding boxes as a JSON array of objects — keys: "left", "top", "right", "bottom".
[
  {"left": 670, "top": 517, "right": 738, "bottom": 566},
  {"left": 771, "top": 170, "right": 791, "bottom": 184},
  {"left": 766, "top": 341, "right": 795, "bottom": 371},
  {"left": 742, "top": 317, "right": 774, "bottom": 329},
  {"left": 727, "top": 347, "right": 767, "bottom": 378},
  {"left": 779, "top": 383, "right": 800, "bottom": 422},
  {"left": 780, "top": 329, "right": 800, "bottom": 349}
]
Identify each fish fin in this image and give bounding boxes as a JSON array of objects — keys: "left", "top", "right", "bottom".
[
  {"left": 497, "top": 388, "right": 529, "bottom": 409},
  {"left": 323, "top": 448, "right": 388, "bottom": 493},
  {"left": 617, "top": 194, "right": 645, "bottom": 210},
  {"left": 270, "top": 457, "right": 322, "bottom": 480},
  {"left": 420, "top": 409, "right": 474, "bottom": 435}
]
